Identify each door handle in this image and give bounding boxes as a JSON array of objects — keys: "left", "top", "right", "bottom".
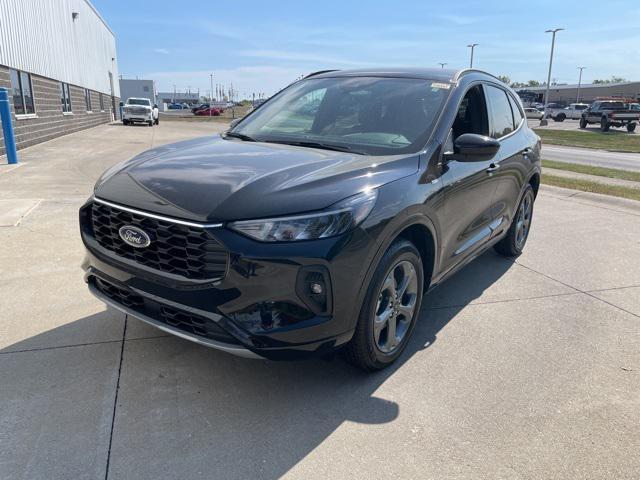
[{"left": 486, "top": 163, "right": 500, "bottom": 173}]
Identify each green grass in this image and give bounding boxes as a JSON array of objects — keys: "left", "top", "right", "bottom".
[
  {"left": 542, "top": 160, "right": 640, "bottom": 182},
  {"left": 542, "top": 174, "right": 640, "bottom": 201},
  {"left": 534, "top": 129, "right": 640, "bottom": 153}
]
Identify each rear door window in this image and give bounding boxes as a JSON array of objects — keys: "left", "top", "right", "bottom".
[{"left": 485, "top": 85, "right": 515, "bottom": 139}]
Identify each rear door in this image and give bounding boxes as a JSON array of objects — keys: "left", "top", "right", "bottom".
[{"left": 484, "top": 86, "right": 533, "bottom": 235}]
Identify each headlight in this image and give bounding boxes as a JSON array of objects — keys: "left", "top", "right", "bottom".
[{"left": 229, "top": 190, "right": 377, "bottom": 242}]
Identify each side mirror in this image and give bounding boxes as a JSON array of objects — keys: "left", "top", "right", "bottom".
[
  {"left": 448, "top": 133, "right": 500, "bottom": 162},
  {"left": 229, "top": 118, "right": 241, "bottom": 129},
  {"left": 153, "top": 104, "right": 158, "bottom": 109}
]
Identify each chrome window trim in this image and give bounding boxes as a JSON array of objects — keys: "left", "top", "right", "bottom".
[{"left": 92, "top": 197, "right": 223, "bottom": 228}]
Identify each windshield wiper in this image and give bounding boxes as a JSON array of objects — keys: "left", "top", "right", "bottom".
[
  {"left": 224, "top": 131, "right": 256, "bottom": 142},
  {"left": 266, "top": 140, "right": 365, "bottom": 155}
]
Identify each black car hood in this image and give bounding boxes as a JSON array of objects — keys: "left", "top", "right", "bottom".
[{"left": 94, "top": 136, "right": 420, "bottom": 222}]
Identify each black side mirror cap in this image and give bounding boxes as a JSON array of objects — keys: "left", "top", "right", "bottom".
[{"left": 447, "top": 133, "right": 500, "bottom": 162}]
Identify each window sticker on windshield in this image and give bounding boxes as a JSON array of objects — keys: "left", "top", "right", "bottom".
[{"left": 431, "top": 82, "right": 451, "bottom": 90}]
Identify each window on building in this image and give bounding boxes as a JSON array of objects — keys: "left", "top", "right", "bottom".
[
  {"left": 85, "top": 88, "right": 92, "bottom": 111},
  {"left": 60, "top": 82, "right": 72, "bottom": 112},
  {"left": 99, "top": 93, "right": 105, "bottom": 111},
  {"left": 9, "top": 69, "right": 35, "bottom": 115},
  {"left": 485, "top": 85, "right": 515, "bottom": 139}
]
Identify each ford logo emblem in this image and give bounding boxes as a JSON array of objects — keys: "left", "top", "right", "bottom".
[{"left": 118, "top": 225, "right": 151, "bottom": 248}]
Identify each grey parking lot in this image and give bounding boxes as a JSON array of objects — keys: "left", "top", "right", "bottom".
[{"left": 1, "top": 122, "right": 639, "bottom": 479}]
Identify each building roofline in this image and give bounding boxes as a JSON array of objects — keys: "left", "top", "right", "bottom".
[
  {"left": 84, "top": 0, "right": 115, "bottom": 37},
  {"left": 517, "top": 81, "right": 640, "bottom": 91}
]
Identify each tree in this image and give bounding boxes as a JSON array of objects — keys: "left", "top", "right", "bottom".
[
  {"left": 593, "top": 76, "right": 628, "bottom": 84},
  {"left": 497, "top": 75, "right": 511, "bottom": 85},
  {"left": 527, "top": 80, "right": 541, "bottom": 87}
]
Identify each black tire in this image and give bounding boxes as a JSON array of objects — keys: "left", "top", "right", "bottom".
[
  {"left": 579, "top": 117, "right": 587, "bottom": 129},
  {"left": 600, "top": 117, "right": 610, "bottom": 132},
  {"left": 627, "top": 123, "right": 636, "bottom": 133},
  {"left": 494, "top": 185, "right": 535, "bottom": 257},
  {"left": 155, "top": 118, "right": 159, "bottom": 125},
  {"left": 148, "top": 121, "right": 153, "bottom": 127},
  {"left": 555, "top": 114, "right": 565, "bottom": 122},
  {"left": 344, "top": 239, "right": 424, "bottom": 371},
  {"left": 122, "top": 119, "right": 129, "bottom": 126}
]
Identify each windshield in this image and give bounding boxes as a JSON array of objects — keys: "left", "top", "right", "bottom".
[
  {"left": 231, "top": 76, "right": 451, "bottom": 155},
  {"left": 126, "top": 99, "right": 151, "bottom": 106}
]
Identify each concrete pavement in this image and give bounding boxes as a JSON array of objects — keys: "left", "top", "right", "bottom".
[
  {"left": 542, "top": 144, "right": 640, "bottom": 172},
  {"left": 1, "top": 122, "right": 639, "bottom": 479}
]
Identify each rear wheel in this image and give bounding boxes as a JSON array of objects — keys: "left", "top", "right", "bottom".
[
  {"left": 494, "top": 185, "right": 535, "bottom": 257},
  {"left": 122, "top": 119, "right": 129, "bottom": 126},
  {"left": 345, "top": 239, "right": 424, "bottom": 371},
  {"left": 579, "top": 117, "right": 587, "bottom": 129},
  {"left": 600, "top": 117, "right": 610, "bottom": 132},
  {"left": 148, "top": 120, "right": 153, "bottom": 127},
  {"left": 555, "top": 113, "right": 566, "bottom": 122},
  {"left": 627, "top": 123, "right": 636, "bottom": 133}
]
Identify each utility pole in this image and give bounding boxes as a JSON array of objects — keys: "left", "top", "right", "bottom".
[
  {"left": 438, "top": 62, "right": 447, "bottom": 69},
  {"left": 576, "top": 66, "right": 586, "bottom": 103},
  {"left": 209, "top": 73, "right": 213, "bottom": 117},
  {"left": 540, "top": 28, "right": 564, "bottom": 126},
  {"left": 172, "top": 84, "right": 176, "bottom": 103},
  {"left": 467, "top": 43, "right": 478, "bottom": 68}
]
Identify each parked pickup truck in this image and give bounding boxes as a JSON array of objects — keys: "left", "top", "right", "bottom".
[
  {"left": 546, "top": 103, "right": 589, "bottom": 122},
  {"left": 580, "top": 101, "right": 640, "bottom": 132},
  {"left": 122, "top": 98, "right": 158, "bottom": 126}
]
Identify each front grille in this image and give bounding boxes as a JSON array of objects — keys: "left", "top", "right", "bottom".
[
  {"left": 89, "top": 201, "right": 228, "bottom": 280},
  {"left": 128, "top": 107, "right": 148, "bottom": 115},
  {"left": 94, "top": 277, "right": 239, "bottom": 344}
]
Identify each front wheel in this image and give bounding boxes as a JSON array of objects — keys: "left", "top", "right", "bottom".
[
  {"left": 579, "top": 117, "right": 587, "bottom": 129},
  {"left": 345, "top": 240, "right": 424, "bottom": 371},
  {"left": 494, "top": 185, "right": 535, "bottom": 257},
  {"left": 627, "top": 123, "right": 636, "bottom": 133},
  {"left": 555, "top": 113, "right": 565, "bottom": 122},
  {"left": 601, "top": 117, "right": 610, "bottom": 132},
  {"left": 122, "top": 119, "right": 129, "bottom": 126}
]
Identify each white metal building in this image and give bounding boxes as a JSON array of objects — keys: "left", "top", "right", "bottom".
[{"left": 0, "top": 0, "right": 119, "bottom": 154}]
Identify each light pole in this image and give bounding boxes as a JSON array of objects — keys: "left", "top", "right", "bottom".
[
  {"left": 540, "top": 28, "right": 563, "bottom": 126},
  {"left": 467, "top": 43, "right": 478, "bottom": 68},
  {"left": 209, "top": 73, "right": 213, "bottom": 117},
  {"left": 438, "top": 62, "right": 447, "bottom": 69},
  {"left": 576, "top": 66, "right": 586, "bottom": 103}
]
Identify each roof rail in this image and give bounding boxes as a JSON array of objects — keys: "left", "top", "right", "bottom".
[
  {"left": 454, "top": 68, "right": 506, "bottom": 85},
  {"left": 305, "top": 70, "right": 340, "bottom": 78}
]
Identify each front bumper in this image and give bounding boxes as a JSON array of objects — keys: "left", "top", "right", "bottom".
[{"left": 80, "top": 199, "right": 374, "bottom": 360}]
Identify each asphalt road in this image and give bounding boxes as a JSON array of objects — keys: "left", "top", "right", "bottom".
[
  {"left": 542, "top": 144, "right": 640, "bottom": 172},
  {"left": 1, "top": 122, "right": 640, "bottom": 479}
]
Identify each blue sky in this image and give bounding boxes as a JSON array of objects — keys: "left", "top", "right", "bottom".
[{"left": 93, "top": 0, "right": 640, "bottom": 98}]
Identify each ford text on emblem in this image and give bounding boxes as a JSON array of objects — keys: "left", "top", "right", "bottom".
[{"left": 118, "top": 225, "right": 151, "bottom": 248}]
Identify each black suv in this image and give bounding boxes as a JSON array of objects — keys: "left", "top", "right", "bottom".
[{"left": 80, "top": 68, "right": 540, "bottom": 370}]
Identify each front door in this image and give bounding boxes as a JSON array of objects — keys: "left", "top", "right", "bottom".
[{"left": 439, "top": 84, "right": 501, "bottom": 274}]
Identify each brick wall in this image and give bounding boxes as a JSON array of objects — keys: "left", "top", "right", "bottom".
[{"left": 0, "top": 65, "right": 119, "bottom": 156}]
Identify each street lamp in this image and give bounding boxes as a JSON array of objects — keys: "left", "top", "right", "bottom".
[
  {"left": 438, "top": 62, "right": 447, "bottom": 69},
  {"left": 467, "top": 44, "right": 478, "bottom": 68},
  {"left": 576, "top": 66, "right": 586, "bottom": 103},
  {"left": 540, "top": 28, "right": 564, "bottom": 126}
]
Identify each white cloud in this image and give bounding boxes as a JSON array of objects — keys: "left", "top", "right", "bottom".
[{"left": 153, "top": 48, "right": 170, "bottom": 55}]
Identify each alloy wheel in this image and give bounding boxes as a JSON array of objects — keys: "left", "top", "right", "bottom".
[
  {"left": 515, "top": 191, "right": 533, "bottom": 249},
  {"left": 373, "top": 260, "right": 419, "bottom": 354}
]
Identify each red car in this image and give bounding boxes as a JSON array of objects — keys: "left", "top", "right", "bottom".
[{"left": 195, "top": 107, "right": 222, "bottom": 116}]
